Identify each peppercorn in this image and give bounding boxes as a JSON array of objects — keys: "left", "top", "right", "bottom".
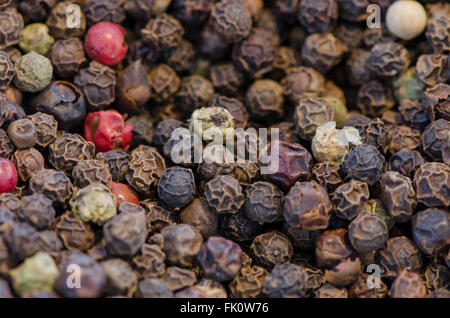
[
  {"left": 315, "top": 228, "right": 354, "bottom": 269},
  {"left": 180, "top": 198, "right": 218, "bottom": 239},
  {"left": 160, "top": 224, "right": 203, "bottom": 267},
  {"left": 311, "top": 162, "right": 342, "bottom": 194},
  {"left": 19, "top": 0, "right": 56, "bottom": 21},
  {"left": 422, "top": 119, "right": 449, "bottom": 161},
  {"left": 294, "top": 98, "right": 335, "bottom": 141},
  {"left": 14, "top": 52, "right": 53, "bottom": 93},
  {"left": 101, "top": 258, "right": 138, "bottom": 297},
  {"left": 160, "top": 266, "right": 196, "bottom": 292},
  {"left": 176, "top": 75, "right": 215, "bottom": 112},
  {"left": 348, "top": 210, "right": 388, "bottom": 253},
  {"left": 357, "top": 81, "right": 395, "bottom": 118},
  {"left": 391, "top": 270, "right": 427, "bottom": 298},
  {"left": 5, "top": 87, "right": 22, "bottom": 106},
  {"left": 49, "top": 38, "right": 86, "bottom": 79},
  {"left": 19, "top": 23, "right": 55, "bottom": 55},
  {"left": 282, "top": 66, "right": 325, "bottom": 105},
  {"left": 46, "top": 1, "right": 87, "bottom": 39},
  {"left": 416, "top": 53, "right": 448, "bottom": 88},
  {"left": 388, "top": 149, "right": 425, "bottom": 179},
  {"left": 341, "top": 144, "right": 385, "bottom": 186},
  {"left": 55, "top": 213, "right": 95, "bottom": 252},
  {"left": 72, "top": 159, "right": 112, "bottom": 188},
  {"left": 209, "top": 64, "right": 244, "bottom": 97},
  {"left": 386, "top": 0, "right": 427, "bottom": 40},
  {"left": 0, "top": 50, "right": 14, "bottom": 92},
  {"left": 17, "top": 193, "right": 54, "bottom": 230},
  {"left": 10, "top": 252, "right": 59, "bottom": 297},
  {"left": 208, "top": 95, "right": 248, "bottom": 129},
  {"left": 262, "top": 263, "right": 308, "bottom": 298},
  {"left": 423, "top": 83, "right": 449, "bottom": 121},
  {"left": 244, "top": 182, "right": 283, "bottom": 225},
  {"left": 163, "top": 39, "right": 195, "bottom": 73},
  {"left": 83, "top": 0, "right": 125, "bottom": 26},
  {"left": 141, "top": 13, "right": 184, "bottom": 51},
  {"left": 211, "top": 0, "right": 251, "bottom": 43},
  {"left": 424, "top": 263, "right": 450, "bottom": 291},
  {"left": 132, "top": 243, "right": 166, "bottom": 278},
  {"left": 126, "top": 114, "right": 154, "bottom": 150},
  {"left": 229, "top": 264, "right": 268, "bottom": 298},
  {"left": 189, "top": 107, "right": 235, "bottom": 143},
  {"left": 220, "top": 211, "right": 261, "bottom": 243},
  {"left": 141, "top": 200, "right": 177, "bottom": 232},
  {"left": 138, "top": 278, "right": 173, "bottom": 298},
  {"left": 55, "top": 251, "right": 107, "bottom": 298},
  {"left": 346, "top": 49, "right": 373, "bottom": 86},
  {"left": 0, "top": 97, "right": 26, "bottom": 134},
  {"left": 251, "top": 232, "right": 293, "bottom": 268},
  {"left": 27, "top": 112, "right": 58, "bottom": 148},
  {"left": 163, "top": 127, "right": 202, "bottom": 167},
  {"left": 245, "top": 79, "right": 284, "bottom": 121},
  {"left": 348, "top": 273, "right": 388, "bottom": 298},
  {"left": 0, "top": 8, "right": 24, "bottom": 50},
  {"left": 331, "top": 180, "right": 369, "bottom": 222},
  {"left": 198, "top": 28, "right": 229, "bottom": 61},
  {"left": 7, "top": 119, "right": 37, "bottom": 150},
  {"left": 399, "top": 99, "right": 430, "bottom": 129},
  {"left": 415, "top": 162, "right": 450, "bottom": 208},
  {"left": 316, "top": 283, "right": 348, "bottom": 298},
  {"left": 0, "top": 128, "right": 14, "bottom": 158},
  {"left": 269, "top": 121, "right": 300, "bottom": 144},
  {"left": 367, "top": 41, "right": 410, "bottom": 79},
  {"left": 29, "top": 169, "right": 73, "bottom": 204},
  {"left": 426, "top": 13, "right": 450, "bottom": 53},
  {"left": 147, "top": 64, "right": 180, "bottom": 104},
  {"left": 412, "top": 208, "right": 450, "bottom": 256},
  {"left": 298, "top": 0, "right": 338, "bottom": 33},
  {"left": 0, "top": 158, "right": 18, "bottom": 194}
]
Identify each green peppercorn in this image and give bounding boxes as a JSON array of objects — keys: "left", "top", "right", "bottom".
[
  {"left": 19, "top": 23, "right": 55, "bottom": 56},
  {"left": 14, "top": 51, "right": 53, "bottom": 93},
  {"left": 189, "top": 107, "right": 235, "bottom": 143},
  {"left": 393, "top": 67, "right": 423, "bottom": 102},
  {"left": 70, "top": 183, "right": 117, "bottom": 225},
  {"left": 324, "top": 97, "right": 348, "bottom": 127},
  {"left": 10, "top": 252, "right": 59, "bottom": 297},
  {"left": 366, "top": 199, "right": 395, "bottom": 230}
]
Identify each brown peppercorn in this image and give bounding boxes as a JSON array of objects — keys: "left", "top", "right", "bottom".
[
  {"left": 337, "top": 0, "right": 369, "bottom": 22},
  {"left": 412, "top": 208, "right": 450, "bottom": 256},
  {"left": 197, "top": 236, "right": 242, "bottom": 281},
  {"left": 152, "top": 119, "right": 182, "bottom": 149},
  {"left": 311, "top": 162, "right": 342, "bottom": 194},
  {"left": 5, "top": 87, "right": 22, "bottom": 107},
  {"left": 46, "top": 1, "right": 86, "bottom": 39},
  {"left": 127, "top": 40, "right": 160, "bottom": 67},
  {"left": 315, "top": 283, "right": 348, "bottom": 298},
  {"left": 422, "top": 119, "right": 449, "bottom": 162},
  {"left": 205, "top": 175, "right": 244, "bottom": 215},
  {"left": 0, "top": 8, "right": 24, "bottom": 50},
  {"left": 294, "top": 97, "right": 335, "bottom": 141},
  {"left": 72, "top": 159, "right": 112, "bottom": 188},
  {"left": 103, "top": 210, "right": 148, "bottom": 258},
  {"left": 274, "top": 0, "right": 299, "bottom": 24},
  {"left": 55, "top": 251, "right": 106, "bottom": 298},
  {"left": 74, "top": 61, "right": 116, "bottom": 112},
  {"left": 232, "top": 28, "right": 277, "bottom": 79},
  {"left": 416, "top": 53, "right": 448, "bottom": 88},
  {"left": 209, "top": 63, "right": 244, "bottom": 96},
  {"left": 163, "top": 127, "right": 202, "bottom": 167},
  {"left": 0, "top": 94, "right": 25, "bottom": 129},
  {"left": 359, "top": 118, "right": 388, "bottom": 154},
  {"left": 96, "top": 150, "right": 129, "bottom": 183},
  {"left": 332, "top": 180, "right": 369, "bottom": 222},
  {"left": 2, "top": 221, "right": 41, "bottom": 264},
  {"left": 348, "top": 210, "right": 388, "bottom": 253},
  {"left": 198, "top": 27, "right": 229, "bottom": 61},
  {"left": 270, "top": 46, "right": 299, "bottom": 80},
  {"left": 251, "top": 232, "right": 293, "bottom": 268},
  {"left": 50, "top": 38, "right": 86, "bottom": 79},
  {"left": 388, "top": 149, "right": 425, "bottom": 179},
  {"left": 380, "top": 171, "right": 416, "bottom": 223},
  {"left": 391, "top": 270, "right": 427, "bottom": 298},
  {"left": 126, "top": 145, "right": 166, "bottom": 195},
  {"left": 180, "top": 198, "right": 218, "bottom": 239},
  {"left": 334, "top": 22, "right": 364, "bottom": 49},
  {"left": 324, "top": 257, "right": 361, "bottom": 287},
  {"left": 141, "top": 13, "right": 184, "bottom": 51},
  {"left": 284, "top": 181, "right": 332, "bottom": 231},
  {"left": 175, "top": 75, "right": 214, "bottom": 112},
  {"left": 137, "top": 278, "right": 173, "bottom": 298},
  {"left": 399, "top": 99, "right": 430, "bottom": 129},
  {"left": 244, "top": 181, "right": 283, "bottom": 225},
  {"left": 220, "top": 211, "right": 261, "bottom": 243},
  {"left": 29, "top": 169, "right": 73, "bottom": 204},
  {"left": 101, "top": 258, "right": 138, "bottom": 297},
  {"left": 423, "top": 83, "right": 449, "bottom": 121},
  {"left": 341, "top": 144, "right": 385, "bottom": 186},
  {"left": 315, "top": 228, "right": 354, "bottom": 269},
  {"left": 208, "top": 95, "right": 248, "bottom": 129},
  {"left": 115, "top": 60, "right": 151, "bottom": 114},
  {"left": 297, "top": 0, "right": 338, "bottom": 34},
  {"left": 132, "top": 244, "right": 166, "bottom": 278},
  {"left": 367, "top": 41, "right": 410, "bottom": 79},
  {"left": 245, "top": 79, "right": 284, "bottom": 121},
  {"left": 269, "top": 121, "right": 300, "bottom": 144},
  {"left": 375, "top": 236, "right": 423, "bottom": 280},
  {"left": 55, "top": 213, "right": 95, "bottom": 252},
  {"left": 7, "top": 119, "right": 37, "bottom": 149},
  {"left": 301, "top": 32, "right": 347, "bottom": 74},
  {"left": 147, "top": 64, "right": 180, "bottom": 104},
  {"left": 348, "top": 273, "right": 388, "bottom": 298},
  {"left": 17, "top": 193, "right": 55, "bottom": 230},
  {"left": 140, "top": 200, "right": 177, "bottom": 232},
  {"left": 19, "top": 0, "right": 56, "bottom": 21},
  {"left": 83, "top": 0, "right": 125, "bottom": 26},
  {"left": 48, "top": 133, "right": 95, "bottom": 175},
  {"left": 232, "top": 161, "right": 259, "bottom": 187},
  {"left": 0, "top": 193, "right": 21, "bottom": 213},
  {"left": 346, "top": 49, "right": 373, "bottom": 86},
  {"left": 211, "top": 0, "right": 252, "bottom": 43},
  {"left": 0, "top": 50, "right": 14, "bottom": 92},
  {"left": 0, "top": 128, "right": 14, "bottom": 158},
  {"left": 127, "top": 113, "right": 155, "bottom": 149},
  {"left": 27, "top": 112, "right": 58, "bottom": 148},
  {"left": 424, "top": 263, "right": 450, "bottom": 291},
  {"left": 426, "top": 14, "right": 450, "bottom": 53},
  {"left": 386, "top": 125, "right": 421, "bottom": 154},
  {"left": 229, "top": 265, "right": 268, "bottom": 298},
  {"left": 11, "top": 148, "right": 44, "bottom": 181},
  {"left": 262, "top": 263, "right": 308, "bottom": 298},
  {"left": 172, "top": 0, "right": 213, "bottom": 26},
  {"left": 161, "top": 224, "right": 203, "bottom": 267},
  {"left": 161, "top": 266, "right": 197, "bottom": 292},
  {"left": 282, "top": 66, "right": 325, "bottom": 105},
  {"left": 356, "top": 80, "right": 395, "bottom": 117},
  {"left": 163, "top": 39, "right": 195, "bottom": 73}
]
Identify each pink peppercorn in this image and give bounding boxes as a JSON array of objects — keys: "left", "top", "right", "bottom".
[
  {"left": 84, "top": 22, "right": 128, "bottom": 66},
  {"left": 0, "top": 158, "right": 18, "bottom": 194}
]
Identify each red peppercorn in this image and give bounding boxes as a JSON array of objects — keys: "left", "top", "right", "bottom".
[
  {"left": 0, "top": 158, "right": 18, "bottom": 194},
  {"left": 84, "top": 22, "right": 128, "bottom": 66},
  {"left": 110, "top": 182, "right": 140, "bottom": 207},
  {"left": 84, "top": 110, "right": 133, "bottom": 153}
]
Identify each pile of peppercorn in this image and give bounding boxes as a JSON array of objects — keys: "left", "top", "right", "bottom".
[{"left": 0, "top": 0, "right": 449, "bottom": 299}]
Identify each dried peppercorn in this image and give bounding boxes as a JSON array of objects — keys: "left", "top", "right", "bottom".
[
  {"left": 269, "top": 122, "right": 300, "bottom": 144},
  {"left": 391, "top": 270, "right": 427, "bottom": 298},
  {"left": 301, "top": 32, "right": 347, "bottom": 74},
  {"left": 74, "top": 61, "right": 116, "bottom": 112},
  {"left": 2, "top": 221, "right": 41, "bottom": 264},
  {"left": 229, "top": 265, "right": 268, "bottom": 298},
  {"left": 251, "top": 232, "right": 293, "bottom": 268},
  {"left": 161, "top": 266, "right": 197, "bottom": 292},
  {"left": 101, "top": 258, "right": 138, "bottom": 297},
  {"left": 55, "top": 213, "right": 95, "bottom": 252},
  {"left": 180, "top": 198, "right": 218, "bottom": 239},
  {"left": 14, "top": 52, "right": 53, "bottom": 93},
  {"left": 315, "top": 228, "right": 354, "bottom": 269},
  {"left": 399, "top": 99, "right": 430, "bottom": 129},
  {"left": 17, "top": 193, "right": 54, "bottom": 230},
  {"left": 422, "top": 119, "right": 449, "bottom": 161},
  {"left": 282, "top": 66, "right": 325, "bottom": 105},
  {"left": 50, "top": 38, "right": 86, "bottom": 79},
  {"left": 0, "top": 8, "right": 24, "bottom": 50},
  {"left": 96, "top": 150, "right": 129, "bottom": 183},
  {"left": 311, "top": 162, "right": 342, "bottom": 194},
  {"left": 245, "top": 79, "right": 284, "bottom": 121},
  {"left": 27, "top": 112, "right": 58, "bottom": 149},
  {"left": 414, "top": 162, "right": 449, "bottom": 208},
  {"left": 189, "top": 107, "right": 235, "bottom": 143},
  {"left": 164, "top": 127, "right": 202, "bottom": 167},
  {"left": 284, "top": 181, "right": 332, "bottom": 231},
  {"left": 175, "top": 75, "right": 214, "bottom": 112},
  {"left": 271, "top": 46, "right": 299, "bottom": 80},
  {"left": 48, "top": 133, "right": 95, "bottom": 175},
  {"left": 160, "top": 224, "right": 203, "bottom": 267},
  {"left": 220, "top": 211, "right": 261, "bottom": 243},
  {"left": 132, "top": 243, "right": 166, "bottom": 278},
  {"left": 424, "top": 263, "right": 450, "bottom": 291},
  {"left": 7, "top": 119, "right": 37, "bottom": 149},
  {"left": 356, "top": 80, "right": 395, "bottom": 118},
  {"left": 147, "top": 64, "right": 180, "bottom": 104},
  {"left": 208, "top": 95, "right": 248, "bottom": 129},
  {"left": 152, "top": 119, "right": 182, "bottom": 149},
  {"left": 172, "top": 0, "right": 213, "bottom": 26},
  {"left": 324, "top": 257, "right": 361, "bottom": 287},
  {"left": 209, "top": 63, "right": 244, "bottom": 97},
  {"left": 332, "top": 180, "right": 369, "bottom": 221},
  {"left": 334, "top": 23, "right": 363, "bottom": 49},
  {"left": 367, "top": 41, "right": 410, "bottom": 79},
  {"left": 46, "top": 1, "right": 86, "bottom": 38},
  {"left": 294, "top": 98, "right": 335, "bottom": 141},
  {"left": 127, "top": 113, "right": 154, "bottom": 149},
  {"left": 341, "top": 144, "right": 385, "bottom": 186},
  {"left": 412, "top": 208, "right": 450, "bottom": 256},
  {"left": 422, "top": 83, "right": 449, "bottom": 121},
  {"left": 141, "top": 200, "right": 177, "bottom": 232},
  {"left": 297, "top": 0, "right": 338, "bottom": 34},
  {"left": 4, "top": 87, "right": 22, "bottom": 106},
  {"left": 416, "top": 53, "right": 447, "bottom": 88},
  {"left": 348, "top": 210, "right": 388, "bottom": 253},
  {"left": 337, "top": 0, "right": 368, "bottom": 22},
  {"left": 138, "top": 278, "right": 173, "bottom": 298},
  {"left": 197, "top": 236, "right": 242, "bottom": 281},
  {"left": 157, "top": 167, "right": 195, "bottom": 210},
  {"left": 375, "top": 236, "right": 423, "bottom": 280},
  {"left": 163, "top": 39, "right": 195, "bottom": 73},
  {"left": 103, "top": 209, "right": 147, "bottom": 258},
  {"left": 11, "top": 148, "right": 44, "bottom": 181},
  {"left": 55, "top": 251, "right": 106, "bottom": 298},
  {"left": 211, "top": 0, "right": 251, "bottom": 43},
  {"left": 359, "top": 118, "right": 388, "bottom": 154},
  {"left": 348, "top": 273, "right": 388, "bottom": 298},
  {"left": 262, "top": 263, "right": 308, "bottom": 298},
  {"left": 244, "top": 181, "right": 283, "bottom": 225},
  {"left": 198, "top": 28, "right": 229, "bottom": 61},
  {"left": 29, "top": 169, "right": 73, "bottom": 204},
  {"left": 315, "top": 283, "right": 348, "bottom": 298},
  {"left": 19, "top": 23, "right": 55, "bottom": 55},
  {"left": 205, "top": 175, "right": 244, "bottom": 215},
  {"left": 141, "top": 13, "right": 184, "bottom": 51},
  {"left": 388, "top": 149, "right": 424, "bottom": 179},
  {"left": 426, "top": 13, "right": 450, "bottom": 53},
  {"left": 393, "top": 67, "right": 423, "bottom": 103},
  {"left": 232, "top": 161, "right": 259, "bottom": 187},
  {"left": 0, "top": 50, "right": 14, "bottom": 92},
  {"left": 72, "top": 159, "right": 112, "bottom": 188},
  {"left": 0, "top": 128, "right": 14, "bottom": 158},
  {"left": 19, "top": 0, "right": 56, "bottom": 21},
  {"left": 83, "top": 0, "right": 126, "bottom": 26}
]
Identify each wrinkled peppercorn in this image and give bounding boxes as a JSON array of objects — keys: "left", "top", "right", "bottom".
[
  {"left": 388, "top": 149, "right": 424, "bottom": 179},
  {"left": 18, "top": 193, "right": 55, "bottom": 230},
  {"left": 132, "top": 243, "right": 166, "bottom": 278},
  {"left": 422, "top": 119, "right": 449, "bottom": 161},
  {"left": 298, "top": 0, "right": 338, "bottom": 33},
  {"left": 0, "top": 50, "right": 14, "bottom": 92},
  {"left": 7, "top": 119, "right": 37, "bottom": 149},
  {"left": 426, "top": 14, "right": 450, "bottom": 53},
  {"left": 209, "top": 95, "right": 248, "bottom": 129},
  {"left": 11, "top": 148, "right": 44, "bottom": 182},
  {"left": 356, "top": 81, "right": 395, "bottom": 118},
  {"left": 282, "top": 66, "right": 325, "bottom": 105},
  {"left": 172, "top": 0, "right": 213, "bottom": 26},
  {"left": 157, "top": 167, "right": 195, "bottom": 210},
  {"left": 414, "top": 162, "right": 449, "bottom": 208},
  {"left": 83, "top": 0, "right": 126, "bottom": 26},
  {"left": 0, "top": 128, "right": 14, "bottom": 158},
  {"left": 176, "top": 75, "right": 214, "bottom": 112},
  {"left": 19, "top": 0, "right": 56, "bottom": 21},
  {"left": 211, "top": 0, "right": 252, "bottom": 43},
  {"left": 50, "top": 38, "right": 86, "bottom": 79},
  {"left": 141, "top": 13, "right": 184, "bottom": 51},
  {"left": 263, "top": 263, "right": 308, "bottom": 298},
  {"left": 163, "top": 39, "right": 195, "bottom": 73},
  {"left": 251, "top": 232, "right": 293, "bottom": 268},
  {"left": 412, "top": 208, "right": 450, "bottom": 256},
  {"left": 220, "top": 211, "right": 261, "bottom": 243},
  {"left": 160, "top": 224, "right": 203, "bottom": 267},
  {"left": 416, "top": 53, "right": 447, "bottom": 88},
  {"left": 0, "top": 8, "right": 24, "bottom": 50},
  {"left": 367, "top": 41, "right": 410, "bottom": 79},
  {"left": 391, "top": 270, "right": 427, "bottom": 298},
  {"left": 332, "top": 180, "right": 369, "bottom": 221},
  {"left": 46, "top": 1, "right": 86, "bottom": 38},
  {"left": 423, "top": 83, "right": 449, "bottom": 121},
  {"left": 55, "top": 213, "right": 95, "bottom": 252},
  {"left": 399, "top": 99, "right": 430, "bottom": 130},
  {"left": 245, "top": 79, "right": 284, "bottom": 121},
  {"left": 244, "top": 181, "right": 283, "bottom": 225},
  {"left": 348, "top": 210, "right": 388, "bottom": 253},
  {"left": 72, "top": 159, "right": 112, "bottom": 188},
  {"left": 101, "top": 258, "right": 138, "bottom": 297},
  {"left": 180, "top": 198, "right": 218, "bottom": 239},
  {"left": 229, "top": 264, "right": 268, "bottom": 298},
  {"left": 141, "top": 200, "right": 177, "bottom": 232},
  {"left": 294, "top": 98, "right": 335, "bottom": 141},
  {"left": 148, "top": 64, "right": 180, "bottom": 104},
  {"left": 161, "top": 266, "right": 196, "bottom": 292},
  {"left": 205, "top": 175, "right": 244, "bottom": 215},
  {"left": 315, "top": 228, "right": 354, "bottom": 269},
  {"left": 311, "top": 162, "right": 342, "bottom": 194},
  {"left": 29, "top": 169, "right": 73, "bottom": 204},
  {"left": 209, "top": 64, "right": 244, "bottom": 97},
  {"left": 27, "top": 112, "right": 58, "bottom": 148},
  {"left": 348, "top": 273, "right": 388, "bottom": 298},
  {"left": 341, "top": 144, "right": 385, "bottom": 186},
  {"left": 19, "top": 23, "right": 55, "bottom": 56}
]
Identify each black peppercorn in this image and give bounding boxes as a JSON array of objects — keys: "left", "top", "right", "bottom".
[
  {"left": 50, "top": 38, "right": 86, "bottom": 79},
  {"left": 390, "top": 270, "right": 427, "bottom": 298},
  {"left": 17, "top": 193, "right": 55, "bottom": 230},
  {"left": 332, "top": 180, "right": 369, "bottom": 221},
  {"left": 55, "top": 213, "right": 95, "bottom": 252},
  {"left": 422, "top": 119, "right": 449, "bottom": 162},
  {"left": 72, "top": 159, "right": 113, "bottom": 188},
  {"left": 220, "top": 211, "right": 261, "bottom": 243},
  {"left": 27, "top": 112, "right": 58, "bottom": 148},
  {"left": 11, "top": 148, "right": 44, "bottom": 181},
  {"left": 244, "top": 181, "right": 283, "bottom": 225},
  {"left": 7, "top": 119, "right": 37, "bottom": 149},
  {"left": 19, "top": 0, "right": 56, "bottom": 22},
  {"left": 0, "top": 8, "right": 24, "bottom": 50},
  {"left": 175, "top": 75, "right": 214, "bottom": 112},
  {"left": 414, "top": 162, "right": 449, "bottom": 208},
  {"left": 412, "top": 208, "right": 450, "bottom": 256},
  {"left": 96, "top": 150, "right": 130, "bottom": 183},
  {"left": 341, "top": 144, "right": 385, "bottom": 186},
  {"left": 180, "top": 198, "right": 218, "bottom": 239},
  {"left": 209, "top": 63, "right": 245, "bottom": 97},
  {"left": 141, "top": 13, "right": 184, "bottom": 51},
  {"left": 83, "top": 0, "right": 126, "bottom": 26},
  {"left": 157, "top": 167, "right": 196, "bottom": 210},
  {"left": 147, "top": 64, "right": 180, "bottom": 104},
  {"left": 0, "top": 50, "right": 14, "bottom": 92},
  {"left": 0, "top": 128, "right": 14, "bottom": 158},
  {"left": 163, "top": 39, "right": 195, "bottom": 73},
  {"left": 29, "top": 169, "right": 73, "bottom": 204},
  {"left": 211, "top": 0, "right": 252, "bottom": 43},
  {"left": 245, "top": 79, "right": 284, "bottom": 121},
  {"left": 132, "top": 243, "right": 166, "bottom": 278},
  {"left": 205, "top": 175, "right": 244, "bottom": 215},
  {"left": 297, "top": 0, "right": 338, "bottom": 34},
  {"left": 315, "top": 228, "right": 354, "bottom": 269},
  {"left": 348, "top": 210, "right": 388, "bottom": 253},
  {"left": 251, "top": 232, "right": 293, "bottom": 268},
  {"left": 262, "top": 263, "right": 308, "bottom": 298},
  {"left": 367, "top": 41, "right": 410, "bottom": 79},
  {"left": 160, "top": 224, "right": 203, "bottom": 267},
  {"left": 46, "top": 1, "right": 86, "bottom": 39},
  {"left": 282, "top": 66, "right": 325, "bottom": 105}
]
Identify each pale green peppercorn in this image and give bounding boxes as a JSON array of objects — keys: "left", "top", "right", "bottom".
[
  {"left": 10, "top": 252, "right": 59, "bottom": 297},
  {"left": 14, "top": 51, "right": 53, "bottom": 93},
  {"left": 19, "top": 23, "right": 55, "bottom": 56},
  {"left": 324, "top": 97, "right": 348, "bottom": 127},
  {"left": 393, "top": 67, "right": 423, "bottom": 102},
  {"left": 189, "top": 107, "right": 235, "bottom": 143},
  {"left": 366, "top": 199, "right": 394, "bottom": 230},
  {"left": 70, "top": 183, "right": 117, "bottom": 225}
]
